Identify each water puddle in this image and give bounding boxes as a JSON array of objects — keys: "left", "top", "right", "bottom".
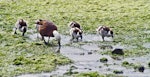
[
  {"left": 82, "top": 34, "right": 113, "bottom": 42},
  {"left": 17, "top": 32, "right": 150, "bottom": 77},
  {"left": 113, "top": 43, "right": 137, "bottom": 50},
  {"left": 144, "top": 30, "right": 150, "bottom": 34},
  {"left": 26, "top": 33, "right": 113, "bottom": 44},
  {"left": 122, "top": 54, "right": 150, "bottom": 77},
  {"left": 143, "top": 43, "right": 150, "bottom": 48},
  {"left": 81, "top": 43, "right": 100, "bottom": 51}
]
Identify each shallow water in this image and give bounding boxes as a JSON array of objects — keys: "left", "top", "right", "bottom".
[
  {"left": 122, "top": 54, "right": 150, "bottom": 77},
  {"left": 143, "top": 43, "right": 150, "bottom": 48},
  {"left": 18, "top": 33, "right": 150, "bottom": 77}
]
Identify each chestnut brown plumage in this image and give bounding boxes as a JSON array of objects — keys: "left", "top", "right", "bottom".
[{"left": 35, "top": 19, "right": 61, "bottom": 51}]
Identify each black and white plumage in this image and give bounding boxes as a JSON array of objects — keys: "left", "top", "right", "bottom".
[
  {"left": 68, "top": 21, "right": 83, "bottom": 42},
  {"left": 14, "top": 19, "right": 27, "bottom": 36},
  {"left": 69, "top": 27, "right": 83, "bottom": 42},
  {"left": 96, "top": 26, "right": 113, "bottom": 41},
  {"left": 68, "top": 21, "right": 81, "bottom": 29}
]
